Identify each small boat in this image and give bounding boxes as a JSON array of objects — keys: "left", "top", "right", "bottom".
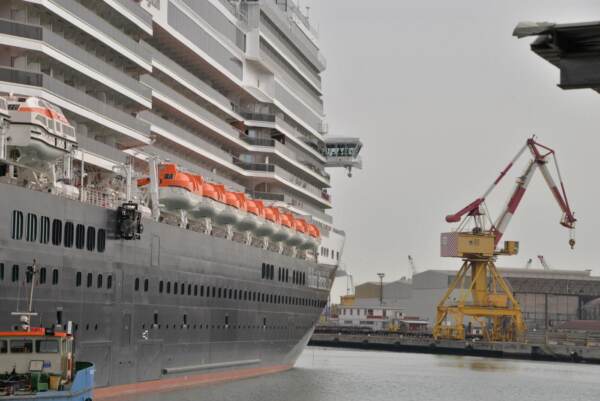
[
  {"left": 287, "top": 217, "right": 308, "bottom": 247},
  {"left": 5, "top": 97, "right": 77, "bottom": 165},
  {"left": 235, "top": 197, "right": 261, "bottom": 232},
  {"left": 300, "top": 224, "right": 321, "bottom": 250},
  {"left": 254, "top": 206, "right": 278, "bottom": 238},
  {"left": 214, "top": 190, "right": 243, "bottom": 226},
  {"left": 271, "top": 211, "right": 294, "bottom": 243},
  {"left": 0, "top": 264, "right": 94, "bottom": 401}
]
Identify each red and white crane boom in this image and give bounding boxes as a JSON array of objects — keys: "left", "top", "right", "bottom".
[{"left": 445, "top": 137, "right": 576, "bottom": 248}]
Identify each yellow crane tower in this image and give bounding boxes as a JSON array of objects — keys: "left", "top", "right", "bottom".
[{"left": 433, "top": 137, "right": 577, "bottom": 342}]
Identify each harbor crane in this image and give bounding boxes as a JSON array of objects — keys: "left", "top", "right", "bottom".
[
  {"left": 433, "top": 137, "right": 576, "bottom": 342},
  {"left": 537, "top": 255, "right": 551, "bottom": 271}
]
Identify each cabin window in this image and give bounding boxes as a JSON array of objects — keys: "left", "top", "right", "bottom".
[
  {"left": 187, "top": 284, "right": 191, "bottom": 296},
  {"left": 159, "top": 281, "right": 164, "bottom": 293},
  {"left": 10, "top": 339, "right": 32, "bottom": 353},
  {"left": 107, "top": 275, "right": 113, "bottom": 289},
  {"left": 64, "top": 222, "right": 74, "bottom": 248},
  {"left": 51, "top": 219, "right": 62, "bottom": 246},
  {"left": 11, "top": 265, "right": 18, "bottom": 282},
  {"left": 87, "top": 273, "right": 92, "bottom": 288},
  {"left": 11, "top": 210, "right": 23, "bottom": 240},
  {"left": 212, "top": 287, "right": 216, "bottom": 298},
  {"left": 194, "top": 285, "right": 198, "bottom": 296},
  {"left": 97, "top": 274, "right": 103, "bottom": 288},
  {"left": 174, "top": 282, "right": 178, "bottom": 295},
  {"left": 39, "top": 267, "right": 46, "bottom": 284},
  {"left": 86, "top": 227, "right": 96, "bottom": 251},
  {"left": 40, "top": 216, "right": 50, "bottom": 244},
  {"left": 134, "top": 278, "right": 140, "bottom": 291},
  {"left": 26, "top": 213, "right": 37, "bottom": 242},
  {"left": 0, "top": 263, "right": 4, "bottom": 281},
  {"left": 0, "top": 340, "right": 6, "bottom": 353},
  {"left": 144, "top": 279, "right": 149, "bottom": 292},
  {"left": 26, "top": 266, "right": 33, "bottom": 283},
  {"left": 97, "top": 229, "right": 106, "bottom": 253},
  {"left": 261, "top": 263, "right": 265, "bottom": 279},
  {"left": 76, "top": 272, "right": 82, "bottom": 287},
  {"left": 181, "top": 283, "right": 185, "bottom": 295},
  {"left": 200, "top": 285, "right": 204, "bottom": 296},
  {"left": 75, "top": 224, "right": 85, "bottom": 249},
  {"left": 166, "top": 282, "right": 171, "bottom": 294},
  {"left": 52, "top": 269, "right": 58, "bottom": 285},
  {"left": 36, "top": 340, "right": 59, "bottom": 353}
]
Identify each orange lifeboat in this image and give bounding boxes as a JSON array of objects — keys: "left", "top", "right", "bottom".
[
  {"left": 255, "top": 203, "right": 278, "bottom": 238},
  {"left": 301, "top": 223, "right": 321, "bottom": 250},
  {"left": 235, "top": 195, "right": 262, "bottom": 232},
  {"left": 190, "top": 182, "right": 224, "bottom": 218},
  {"left": 287, "top": 217, "right": 307, "bottom": 247},
  {"left": 271, "top": 210, "right": 295, "bottom": 243},
  {"left": 156, "top": 163, "right": 204, "bottom": 211},
  {"left": 215, "top": 191, "right": 244, "bottom": 225}
]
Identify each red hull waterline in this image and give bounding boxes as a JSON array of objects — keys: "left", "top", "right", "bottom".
[{"left": 94, "top": 364, "right": 292, "bottom": 399}]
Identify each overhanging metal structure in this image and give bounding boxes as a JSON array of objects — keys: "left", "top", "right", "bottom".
[{"left": 514, "top": 21, "right": 600, "bottom": 92}]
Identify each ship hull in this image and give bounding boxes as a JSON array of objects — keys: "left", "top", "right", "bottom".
[{"left": 0, "top": 183, "right": 331, "bottom": 389}]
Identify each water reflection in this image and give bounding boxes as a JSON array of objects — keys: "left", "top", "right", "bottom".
[{"left": 110, "top": 347, "right": 600, "bottom": 401}]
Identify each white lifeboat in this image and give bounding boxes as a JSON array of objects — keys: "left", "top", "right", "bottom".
[
  {"left": 299, "top": 224, "right": 321, "bottom": 250},
  {"left": 5, "top": 96, "right": 77, "bottom": 164},
  {"left": 149, "top": 164, "right": 203, "bottom": 212}
]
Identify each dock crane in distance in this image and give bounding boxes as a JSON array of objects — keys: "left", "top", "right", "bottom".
[
  {"left": 524, "top": 258, "right": 533, "bottom": 269},
  {"left": 537, "top": 255, "right": 551, "bottom": 271},
  {"left": 433, "top": 137, "right": 576, "bottom": 342}
]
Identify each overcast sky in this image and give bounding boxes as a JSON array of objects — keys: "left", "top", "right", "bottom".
[{"left": 300, "top": 0, "right": 600, "bottom": 298}]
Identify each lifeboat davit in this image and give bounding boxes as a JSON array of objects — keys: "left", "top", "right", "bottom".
[
  {"left": 5, "top": 96, "right": 77, "bottom": 164},
  {"left": 156, "top": 164, "right": 203, "bottom": 211}
]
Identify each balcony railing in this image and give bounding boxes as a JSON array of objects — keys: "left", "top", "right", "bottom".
[
  {"left": 245, "top": 190, "right": 285, "bottom": 202},
  {"left": 240, "top": 111, "right": 276, "bottom": 122},
  {"left": 143, "top": 42, "right": 236, "bottom": 114},
  {"left": 139, "top": 110, "right": 231, "bottom": 161},
  {"left": 0, "top": 18, "right": 151, "bottom": 103},
  {"left": 141, "top": 74, "right": 239, "bottom": 139},
  {"left": 112, "top": 0, "right": 153, "bottom": 29},
  {"left": 240, "top": 135, "right": 276, "bottom": 147},
  {"left": 233, "top": 159, "right": 275, "bottom": 172},
  {"left": 51, "top": 0, "right": 152, "bottom": 66},
  {"left": 0, "top": 66, "right": 150, "bottom": 137}
]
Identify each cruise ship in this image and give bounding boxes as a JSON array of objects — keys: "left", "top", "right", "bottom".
[{"left": 0, "top": 0, "right": 362, "bottom": 393}]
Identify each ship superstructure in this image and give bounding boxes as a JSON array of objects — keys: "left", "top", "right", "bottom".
[{"left": 0, "top": 0, "right": 362, "bottom": 391}]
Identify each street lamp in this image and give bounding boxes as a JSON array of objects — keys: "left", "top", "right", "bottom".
[{"left": 377, "top": 273, "right": 385, "bottom": 305}]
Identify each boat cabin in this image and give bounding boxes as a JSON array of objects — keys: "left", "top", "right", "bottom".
[{"left": 0, "top": 327, "right": 73, "bottom": 382}]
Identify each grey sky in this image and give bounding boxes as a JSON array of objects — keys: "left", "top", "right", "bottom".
[{"left": 302, "top": 0, "right": 600, "bottom": 296}]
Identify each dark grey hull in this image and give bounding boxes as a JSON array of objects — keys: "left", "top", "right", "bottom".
[{"left": 0, "top": 183, "right": 330, "bottom": 388}]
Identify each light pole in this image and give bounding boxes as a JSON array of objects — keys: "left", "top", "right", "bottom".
[{"left": 377, "top": 273, "right": 385, "bottom": 305}]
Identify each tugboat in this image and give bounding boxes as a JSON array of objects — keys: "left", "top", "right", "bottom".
[{"left": 0, "top": 263, "right": 94, "bottom": 401}]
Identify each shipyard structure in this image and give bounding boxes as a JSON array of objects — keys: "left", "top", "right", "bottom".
[{"left": 0, "top": 0, "right": 362, "bottom": 392}]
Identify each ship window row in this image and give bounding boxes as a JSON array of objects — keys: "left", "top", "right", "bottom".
[
  {"left": 320, "top": 246, "right": 340, "bottom": 261},
  {"left": 10, "top": 210, "right": 106, "bottom": 253},
  {"left": 0, "top": 264, "right": 60, "bottom": 285},
  {"left": 0, "top": 339, "right": 60, "bottom": 354},
  {"left": 262, "top": 263, "right": 306, "bottom": 286},
  {"left": 75, "top": 271, "right": 113, "bottom": 290},
  {"left": 146, "top": 276, "right": 326, "bottom": 309},
  {"left": 146, "top": 314, "right": 312, "bottom": 332}
]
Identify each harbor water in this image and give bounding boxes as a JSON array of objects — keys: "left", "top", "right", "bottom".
[{"left": 113, "top": 347, "right": 600, "bottom": 401}]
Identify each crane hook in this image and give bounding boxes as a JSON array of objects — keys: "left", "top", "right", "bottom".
[{"left": 569, "top": 238, "right": 576, "bottom": 249}]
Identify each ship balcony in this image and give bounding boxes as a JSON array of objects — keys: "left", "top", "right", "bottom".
[
  {"left": 25, "top": 0, "right": 152, "bottom": 70},
  {"left": 0, "top": 66, "right": 150, "bottom": 144},
  {"left": 233, "top": 158, "right": 331, "bottom": 208},
  {"left": 260, "top": 0, "right": 326, "bottom": 72},
  {"left": 143, "top": 42, "right": 242, "bottom": 121},
  {"left": 239, "top": 134, "right": 330, "bottom": 185},
  {"left": 0, "top": 18, "right": 151, "bottom": 108},
  {"left": 100, "top": 0, "right": 153, "bottom": 35},
  {"left": 259, "top": 21, "right": 323, "bottom": 93},
  {"left": 242, "top": 111, "right": 326, "bottom": 162},
  {"left": 274, "top": 81, "right": 325, "bottom": 136}
]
